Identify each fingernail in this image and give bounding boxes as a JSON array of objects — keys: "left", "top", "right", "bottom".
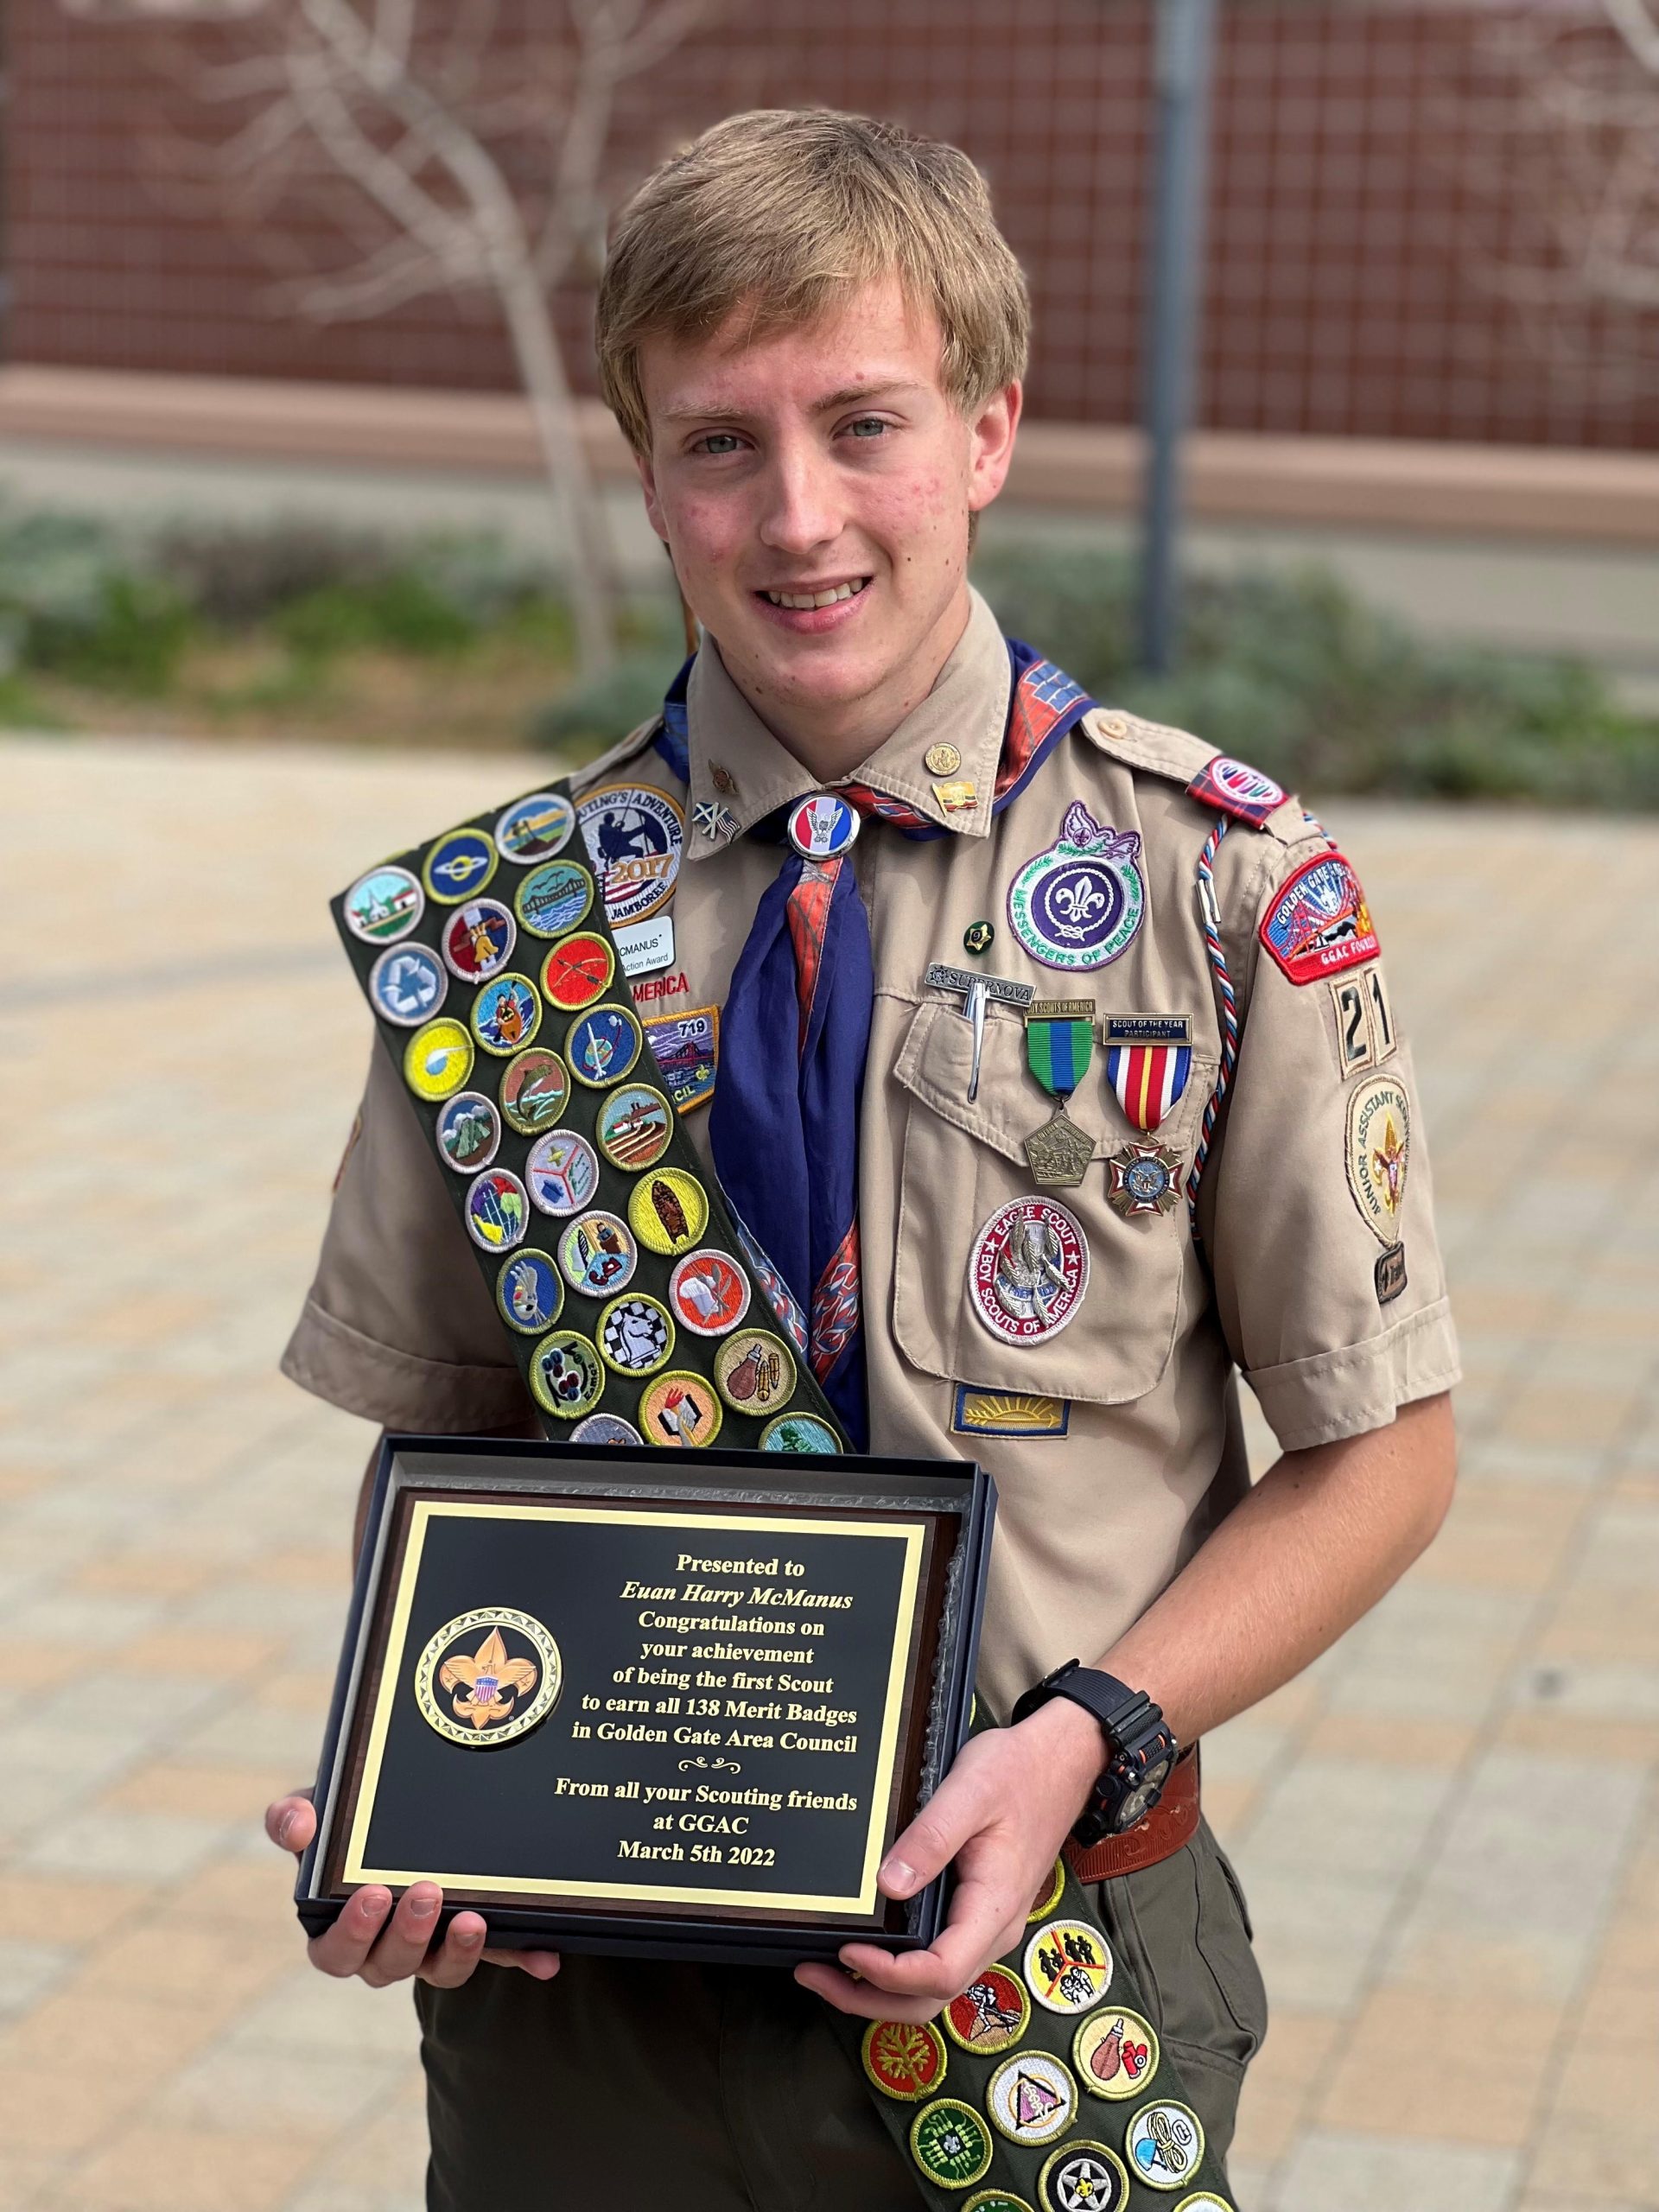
[
  {"left": 277, "top": 1810, "right": 298, "bottom": 1847},
  {"left": 360, "top": 1888, "right": 391, "bottom": 1918},
  {"left": 408, "top": 1889, "right": 438, "bottom": 1920},
  {"left": 457, "top": 1922, "right": 483, "bottom": 1945},
  {"left": 880, "top": 1857, "right": 918, "bottom": 1893}
]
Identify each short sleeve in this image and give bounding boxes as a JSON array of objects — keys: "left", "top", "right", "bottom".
[
  {"left": 280, "top": 1035, "right": 535, "bottom": 1432},
  {"left": 1200, "top": 834, "right": 1461, "bottom": 1452}
]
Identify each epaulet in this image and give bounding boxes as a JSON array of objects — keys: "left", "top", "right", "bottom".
[
  {"left": 566, "top": 714, "right": 665, "bottom": 800},
  {"left": 1076, "top": 707, "right": 1303, "bottom": 839}
]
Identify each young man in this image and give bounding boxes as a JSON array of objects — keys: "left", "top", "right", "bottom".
[{"left": 269, "top": 109, "right": 1459, "bottom": 2207}]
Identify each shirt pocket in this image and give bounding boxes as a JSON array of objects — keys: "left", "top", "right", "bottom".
[{"left": 891, "top": 998, "right": 1215, "bottom": 1405}]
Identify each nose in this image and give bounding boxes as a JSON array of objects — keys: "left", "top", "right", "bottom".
[{"left": 756, "top": 436, "right": 841, "bottom": 558}]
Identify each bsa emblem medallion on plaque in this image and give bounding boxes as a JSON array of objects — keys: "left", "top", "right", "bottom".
[{"left": 413, "top": 1608, "right": 561, "bottom": 1747}]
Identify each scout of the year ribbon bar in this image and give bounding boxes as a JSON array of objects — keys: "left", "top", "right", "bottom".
[
  {"left": 925, "top": 962, "right": 1034, "bottom": 1103},
  {"left": 1022, "top": 997, "right": 1096, "bottom": 1188}
]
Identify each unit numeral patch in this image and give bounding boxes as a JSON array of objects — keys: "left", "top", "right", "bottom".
[{"left": 1329, "top": 965, "right": 1396, "bottom": 1075}]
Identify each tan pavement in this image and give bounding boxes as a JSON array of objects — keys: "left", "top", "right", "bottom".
[{"left": 2, "top": 732, "right": 1656, "bottom": 2212}]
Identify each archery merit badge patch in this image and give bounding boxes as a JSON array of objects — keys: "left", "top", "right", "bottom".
[{"left": 1007, "top": 803, "right": 1145, "bottom": 971}]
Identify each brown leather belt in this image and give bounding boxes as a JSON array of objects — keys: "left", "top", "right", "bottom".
[{"left": 1064, "top": 1745, "right": 1200, "bottom": 1885}]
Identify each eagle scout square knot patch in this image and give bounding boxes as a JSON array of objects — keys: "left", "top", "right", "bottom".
[
  {"left": 1259, "top": 852, "right": 1379, "bottom": 984},
  {"left": 1008, "top": 804, "right": 1146, "bottom": 971},
  {"left": 969, "top": 1198, "right": 1090, "bottom": 1344},
  {"left": 1345, "top": 1074, "right": 1410, "bottom": 1245}
]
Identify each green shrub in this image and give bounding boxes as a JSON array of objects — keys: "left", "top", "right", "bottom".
[{"left": 0, "top": 510, "right": 192, "bottom": 692}]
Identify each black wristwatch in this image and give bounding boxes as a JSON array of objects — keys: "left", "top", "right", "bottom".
[{"left": 1011, "top": 1662, "right": 1180, "bottom": 1846}]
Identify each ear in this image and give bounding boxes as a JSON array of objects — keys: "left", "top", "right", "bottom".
[
  {"left": 967, "top": 380, "right": 1022, "bottom": 514},
  {"left": 635, "top": 447, "right": 671, "bottom": 544}
]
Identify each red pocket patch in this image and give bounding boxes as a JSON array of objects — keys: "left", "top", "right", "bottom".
[{"left": 1259, "top": 852, "right": 1379, "bottom": 984}]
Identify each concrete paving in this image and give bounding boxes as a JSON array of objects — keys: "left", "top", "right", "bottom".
[{"left": 2, "top": 733, "right": 1656, "bottom": 2212}]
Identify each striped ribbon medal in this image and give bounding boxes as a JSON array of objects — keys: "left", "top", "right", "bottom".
[
  {"left": 1022, "top": 1000, "right": 1096, "bottom": 1189},
  {"left": 1105, "top": 1039, "right": 1192, "bottom": 1134}
]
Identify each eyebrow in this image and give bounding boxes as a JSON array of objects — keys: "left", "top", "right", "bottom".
[{"left": 659, "top": 379, "right": 925, "bottom": 425}]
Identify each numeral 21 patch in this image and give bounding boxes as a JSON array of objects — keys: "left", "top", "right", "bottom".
[{"left": 1328, "top": 965, "right": 1395, "bottom": 1075}]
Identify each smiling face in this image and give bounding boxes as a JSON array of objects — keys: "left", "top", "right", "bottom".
[{"left": 635, "top": 274, "right": 1020, "bottom": 775}]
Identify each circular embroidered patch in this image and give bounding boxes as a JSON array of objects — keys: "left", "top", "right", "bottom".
[
  {"left": 435, "top": 1090, "right": 501, "bottom": 1174},
  {"left": 464, "top": 1168, "right": 530, "bottom": 1253},
  {"left": 1073, "top": 2007, "right": 1159, "bottom": 2100},
  {"left": 759, "top": 1414, "right": 842, "bottom": 1452},
  {"left": 786, "top": 791, "right": 861, "bottom": 861},
  {"left": 500, "top": 1046, "right": 569, "bottom": 1136},
  {"left": 1037, "top": 2140, "right": 1130, "bottom": 2212},
  {"left": 925, "top": 741, "right": 963, "bottom": 777},
  {"left": 969, "top": 1198, "right": 1090, "bottom": 1344},
  {"left": 1125, "top": 2102, "right": 1205, "bottom": 2191},
  {"left": 404, "top": 1018, "right": 474, "bottom": 1101},
  {"left": 1024, "top": 1922, "right": 1113, "bottom": 2015},
  {"left": 598, "top": 1293, "right": 674, "bottom": 1376},
  {"left": 1206, "top": 756, "right": 1284, "bottom": 812},
  {"left": 515, "top": 857, "right": 594, "bottom": 939},
  {"left": 628, "top": 1168, "right": 709, "bottom": 1256},
  {"left": 986, "top": 2051, "right": 1077, "bottom": 2146},
  {"left": 539, "top": 931, "right": 614, "bottom": 1013},
  {"left": 369, "top": 943, "right": 447, "bottom": 1027},
  {"left": 423, "top": 827, "right": 497, "bottom": 905},
  {"left": 596, "top": 1084, "right": 673, "bottom": 1172},
  {"left": 528, "top": 1330, "right": 605, "bottom": 1419},
  {"left": 1027, "top": 1859, "right": 1067, "bottom": 1923},
  {"left": 556, "top": 1211, "right": 637, "bottom": 1298},
  {"left": 440, "top": 898, "right": 517, "bottom": 983},
  {"left": 1172, "top": 2197, "right": 1234, "bottom": 2212},
  {"left": 525, "top": 1128, "right": 601, "bottom": 1217},
  {"left": 344, "top": 864, "right": 423, "bottom": 944},
  {"left": 1007, "top": 804, "right": 1145, "bottom": 972},
  {"left": 667, "top": 1249, "right": 751, "bottom": 1338},
  {"left": 495, "top": 791, "right": 575, "bottom": 865},
  {"left": 963, "top": 2193, "right": 1035, "bottom": 2212},
  {"left": 1105, "top": 1141, "right": 1182, "bottom": 1220},
  {"left": 713, "top": 1328, "right": 797, "bottom": 1414},
  {"left": 909, "top": 2100, "right": 993, "bottom": 2191},
  {"left": 567, "top": 1004, "right": 643, "bottom": 1088},
  {"left": 578, "top": 782, "right": 684, "bottom": 926},
  {"left": 1344, "top": 1074, "right": 1409, "bottom": 1247},
  {"left": 569, "top": 1412, "right": 642, "bottom": 1446},
  {"left": 861, "top": 2018, "right": 947, "bottom": 2102},
  {"left": 496, "top": 1249, "right": 563, "bottom": 1337},
  {"left": 413, "top": 1607, "right": 560, "bottom": 1747},
  {"left": 944, "top": 1966, "right": 1029, "bottom": 2056},
  {"left": 638, "top": 1370, "right": 722, "bottom": 1448},
  {"left": 472, "top": 974, "right": 541, "bottom": 1057}
]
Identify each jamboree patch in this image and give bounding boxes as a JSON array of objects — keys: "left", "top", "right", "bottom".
[
  {"left": 578, "top": 782, "right": 683, "bottom": 927},
  {"left": 1259, "top": 852, "right": 1379, "bottom": 985}
]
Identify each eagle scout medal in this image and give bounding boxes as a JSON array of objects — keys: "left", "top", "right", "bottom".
[
  {"left": 1259, "top": 851, "right": 1378, "bottom": 984},
  {"left": 567, "top": 1004, "right": 643, "bottom": 1088},
  {"left": 569, "top": 1412, "right": 642, "bottom": 1446},
  {"left": 911, "top": 2101, "right": 994, "bottom": 2190},
  {"left": 787, "top": 792, "right": 860, "bottom": 861},
  {"left": 1037, "top": 2140, "right": 1129, "bottom": 2212},
  {"left": 1073, "top": 2007, "right": 1159, "bottom": 2098},
  {"left": 403, "top": 1018, "right": 473, "bottom": 1101},
  {"left": 638, "top": 1370, "right": 721, "bottom": 1447},
  {"left": 594, "top": 1083, "right": 672, "bottom": 1171},
  {"left": 495, "top": 1249, "right": 563, "bottom": 1336},
  {"left": 667, "top": 1247, "right": 751, "bottom": 1337},
  {"left": 1025, "top": 1922, "right": 1113, "bottom": 2014},
  {"left": 578, "top": 782, "right": 683, "bottom": 926},
  {"left": 944, "top": 1967, "right": 1030, "bottom": 2055},
  {"left": 1345, "top": 1073, "right": 1409, "bottom": 1244},
  {"left": 963, "top": 919, "right": 995, "bottom": 957},
  {"left": 514, "top": 857, "right": 594, "bottom": 939},
  {"left": 1105, "top": 1141, "right": 1183, "bottom": 1218},
  {"left": 423, "top": 827, "right": 497, "bottom": 904},
  {"left": 494, "top": 791, "right": 575, "bottom": 864},
  {"left": 413, "top": 1609, "right": 561, "bottom": 1747},
  {"left": 969, "top": 1198, "right": 1090, "bottom": 1344},
  {"left": 465, "top": 1167, "right": 530, "bottom": 1253},
  {"left": 1104, "top": 1039, "right": 1191, "bottom": 1135},
  {"left": 440, "top": 898, "right": 516, "bottom": 982},
  {"left": 861, "top": 2019, "right": 947, "bottom": 2101},
  {"left": 714, "top": 1327, "right": 796, "bottom": 1414},
  {"left": 628, "top": 1168, "right": 709, "bottom": 1256},
  {"left": 1008, "top": 804, "right": 1145, "bottom": 972},
  {"left": 643, "top": 1005, "right": 719, "bottom": 1113},
  {"left": 1126, "top": 2101, "right": 1204, "bottom": 2190},
  {"left": 985, "top": 2051, "right": 1077, "bottom": 2146},
  {"left": 500, "top": 1046, "right": 569, "bottom": 1136},
  {"left": 539, "top": 931, "right": 614, "bottom": 1012},
  {"left": 368, "top": 943, "right": 446, "bottom": 1027},
  {"left": 1185, "top": 754, "right": 1285, "bottom": 825},
  {"left": 760, "top": 1413, "right": 842, "bottom": 1451},
  {"left": 344, "top": 864, "right": 422, "bottom": 944},
  {"left": 598, "top": 1294, "right": 674, "bottom": 1376},
  {"left": 471, "top": 974, "right": 541, "bottom": 1055},
  {"left": 1024, "top": 999, "right": 1096, "bottom": 1188},
  {"left": 524, "top": 1128, "right": 600, "bottom": 1217},
  {"left": 435, "top": 1090, "right": 501, "bottom": 1173},
  {"left": 528, "top": 1330, "right": 604, "bottom": 1418},
  {"left": 556, "top": 1211, "right": 636, "bottom": 1297}
]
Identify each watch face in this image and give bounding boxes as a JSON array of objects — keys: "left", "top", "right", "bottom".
[{"left": 1113, "top": 1782, "right": 1156, "bottom": 1833}]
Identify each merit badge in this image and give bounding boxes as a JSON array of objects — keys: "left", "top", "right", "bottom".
[
  {"left": 465, "top": 1168, "right": 530, "bottom": 1253},
  {"left": 539, "top": 931, "right": 613, "bottom": 1012},
  {"left": 963, "top": 919, "right": 995, "bottom": 957},
  {"left": 787, "top": 791, "right": 861, "bottom": 861},
  {"left": 1028, "top": 1860, "right": 1066, "bottom": 1923},
  {"left": 1025, "top": 1922, "right": 1113, "bottom": 2014},
  {"left": 1007, "top": 803, "right": 1146, "bottom": 972},
  {"left": 714, "top": 1328, "right": 796, "bottom": 1414},
  {"left": 525, "top": 1128, "right": 600, "bottom": 1217},
  {"left": 628, "top": 1168, "right": 709, "bottom": 1256},
  {"left": 528, "top": 1330, "right": 605, "bottom": 1419},
  {"left": 435, "top": 1090, "right": 501, "bottom": 1174},
  {"left": 556, "top": 1211, "right": 637, "bottom": 1298},
  {"left": 1170, "top": 2200, "right": 1234, "bottom": 2212},
  {"left": 440, "top": 899, "right": 516, "bottom": 983},
  {"left": 423, "top": 826, "right": 497, "bottom": 904},
  {"left": 570, "top": 1412, "right": 642, "bottom": 1446},
  {"left": 1105, "top": 1141, "right": 1183, "bottom": 1219},
  {"left": 1376, "top": 1243, "right": 1408, "bottom": 1306},
  {"left": 567, "top": 1004, "right": 643, "bottom": 1088},
  {"left": 1105, "top": 1039, "right": 1191, "bottom": 1134},
  {"left": 598, "top": 1293, "right": 674, "bottom": 1376},
  {"left": 925, "top": 741, "right": 962, "bottom": 777},
  {"left": 344, "top": 864, "right": 423, "bottom": 944},
  {"left": 496, "top": 1249, "right": 563, "bottom": 1336},
  {"left": 1073, "top": 2007, "right": 1159, "bottom": 2100},
  {"left": 910, "top": 2101, "right": 994, "bottom": 2191},
  {"left": 1259, "top": 851, "right": 1379, "bottom": 985},
  {"left": 404, "top": 1018, "right": 474, "bottom": 1101},
  {"left": 595, "top": 1083, "right": 672, "bottom": 1172},
  {"left": 515, "top": 857, "right": 594, "bottom": 939},
  {"left": 1186, "top": 753, "right": 1286, "bottom": 826},
  {"left": 1345, "top": 1074, "right": 1409, "bottom": 1246},
  {"left": 494, "top": 791, "right": 575, "bottom": 865},
  {"left": 952, "top": 1389, "right": 1070, "bottom": 1440},
  {"left": 613, "top": 913, "right": 676, "bottom": 980},
  {"left": 639, "top": 1370, "right": 722, "bottom": 1447},
  {"left": 668, "top": 1247, "right": 751, "bottom": 1338},
  {"left": 369, "top": 943, "right": 447, "bottom": 1027},
  {"left": 578, "top": 782, "right": 683, "bottom": 927},
  {"left": 501, "top": 1046, "right": 569, "bottom": 1136},
  {"left": 413, "top": 1608, "right": 561, "bottom": 1748},
  {"left": 987, "top": 2050, "right": 1077, "bottom": 2146},
  {"left": 471, "top": 974, "right": 541, "bottom": 1056},
  {"left": 944, "top": 1966, "right": 1029, "bottom": 2056},
  {"left": 969, "top": 1198, "right": 1090, "bottom": 1345},
  {"left": 1126, "top": 2101, "right": 1204, "bottom": 2191},
  {"left": 963, "top": 2196, "right": 1035, "bottom": 2212},
  {"left": 861, "top": 2018, "right": 947, "bottom": 2101},
  {"left": 760, "top": 1413, "right": 842, "bottom": 1452},
  {"left": 1037, "top": 2141, "right": 1129, "bottom": 2212},
  {"left": 643, "top": 1005, "right": 719, "bottom": 1113}
]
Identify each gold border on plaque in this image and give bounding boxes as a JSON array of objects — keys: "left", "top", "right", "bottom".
[{"left": 342, "top": 1501, "right": 925, "bottom": 1915}]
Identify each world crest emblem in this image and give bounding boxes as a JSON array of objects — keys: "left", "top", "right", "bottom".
[{"left": 1007, "top": 803, "right": 1146, "bottom": 971}]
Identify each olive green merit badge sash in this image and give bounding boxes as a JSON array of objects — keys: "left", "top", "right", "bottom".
[{"left": 333, "top": 780, "right": 1236, "bottom": 2212}]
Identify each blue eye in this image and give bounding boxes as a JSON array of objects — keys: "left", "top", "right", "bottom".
[
  {"left": 847, "top": 417, "right": 887, "bottom": 439},
  {"left": 696, "top": 433, "right": 742, "bottom": 455}
]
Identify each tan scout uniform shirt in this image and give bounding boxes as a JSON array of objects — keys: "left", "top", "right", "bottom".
[{"left": 284, "top": 589, "right": 1460, "bottom": 1719}]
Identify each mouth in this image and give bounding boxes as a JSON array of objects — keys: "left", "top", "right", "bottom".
[
  {"left": 759, "top": 577, "right": 871, "bottom": 609},
  {"left": 752, "top": 575, "right": 874, "bottom": 637}
]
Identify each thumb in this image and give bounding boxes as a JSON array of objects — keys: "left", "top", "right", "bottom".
[
  {"left": 265, "top": 1791, "right": 316, "bottom": 1856},
  {"left": 879, "top": 1764, "right": 994, "bottom": 1898}
]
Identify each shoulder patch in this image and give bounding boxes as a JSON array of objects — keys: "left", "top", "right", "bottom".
[
  {"left": 566, "top": 715, "right": 667, "bottom": 801},
  {"left": 1185, "top": 753, "right": 1288, "bottom": 828}
]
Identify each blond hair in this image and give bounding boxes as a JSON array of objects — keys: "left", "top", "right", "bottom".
[{"left": 596, "top": 108, "right": 1030, "bottom": 455}]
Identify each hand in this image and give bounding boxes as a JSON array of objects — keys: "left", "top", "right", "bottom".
[
  {"left": 265, "top": 1790, "right": 560, "bottom": 1988},
  {"left": 794, "top": 1700, "right": 1101, "bottom": 2023}
]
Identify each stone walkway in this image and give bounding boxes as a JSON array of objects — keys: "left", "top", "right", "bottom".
[{"left": 1, "top": 734, "right": 1655, "bottom": 2212}]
